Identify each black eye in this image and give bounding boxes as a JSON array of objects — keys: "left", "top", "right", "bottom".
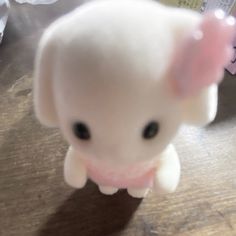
[
  {"left": 143, "top": 121, "right": 159, "bottom": 139},
  {"left": 73, "top": 122, "right": 91, "bottom": 140}
]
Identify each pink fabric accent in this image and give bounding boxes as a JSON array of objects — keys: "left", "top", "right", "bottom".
[
  {"left": 83, "top": 158, "right": 157, "bottom": 188},
  {"left": 171, "top": 10, "right": 235, "bottom": 97},
  {"left": 88, "top": 167, "right": 155, "bottom": 188}
]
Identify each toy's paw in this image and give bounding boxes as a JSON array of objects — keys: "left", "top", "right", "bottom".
[
  {"left": 98, "top": 186, "right": 118, "bottom": 195},
  {"left": 64, "top": 148, "right": 87, "bottom": 189},
  {"left": 64, "top": 168, "right": 87, "bottom": 188},
  {"left": 127, "top": 188, "right": 149, "bottom": 198},
  {"left": 64, "top": 164, "right": 87, "bottom": 189},
  {"left": 153, "top": 169, "right": 180, "bottom": 194},
  {"left": 153, "top": 145, "right": 180, "bottom": 194}
]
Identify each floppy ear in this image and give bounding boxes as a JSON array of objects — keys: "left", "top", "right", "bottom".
[
  {"left": 34, "top": 30, "right": 58, "bottom": 127},
  {"left": 181, "top": 84, "right": 218, "bottom": 126},
  {"left": 170, "top": 10, "right": 235, "bottom": 126}
]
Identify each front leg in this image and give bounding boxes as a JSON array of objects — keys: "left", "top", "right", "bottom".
[
  {"left": 127, "top": 188, "right": 149, "bottom": 198},
  {"left": 64, "top": 146, "right": 87, "bottom": 188},
  {"left": 98, "top": 186, "right": 118, "bottom": 195},
  {"left": 154, "top": 145, "right": 180, "bottom": 194}
]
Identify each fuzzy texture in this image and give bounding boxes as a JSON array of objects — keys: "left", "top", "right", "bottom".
[{"left": 34, "top": 0, "right": 235, "bottom": 198}]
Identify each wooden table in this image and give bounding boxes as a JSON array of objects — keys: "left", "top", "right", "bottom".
[{"left": 0, "top": 1, "right": 236, "bottom": 235}]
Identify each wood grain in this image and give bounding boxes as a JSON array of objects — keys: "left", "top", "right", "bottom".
[{"left": 0, "top": 1, "right": 236, "bottom": 235}]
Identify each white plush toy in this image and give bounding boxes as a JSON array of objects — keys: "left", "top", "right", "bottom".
[{"left": 34, "top": 0, "right": 235, "bottom": 198}]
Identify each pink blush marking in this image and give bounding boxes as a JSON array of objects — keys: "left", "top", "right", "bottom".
[{"left": 87, "top": 166, "right": 155, "bottom": 188}]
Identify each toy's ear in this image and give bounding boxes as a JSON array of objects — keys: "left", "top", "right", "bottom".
[
  {"left": 34, "top": 30, "right": 58, "bottom": 127},
  {"left": 170, "top": 10, "right": 235, "bottom": 126},
  {"left": 181, "top": 84, "right": 218, "bottom": 126}
]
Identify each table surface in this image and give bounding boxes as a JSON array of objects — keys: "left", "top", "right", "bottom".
[{"left": 0, "top": 1, "right": 236, "bottom": 236}]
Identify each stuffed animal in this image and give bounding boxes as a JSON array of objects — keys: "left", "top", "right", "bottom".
[{"left": 34, "top": 0, "right": 235, "bottom": 198}]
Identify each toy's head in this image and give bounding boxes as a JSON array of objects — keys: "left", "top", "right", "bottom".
[{"left": 34, "top": 0, "right": 235, "bottom": 165}]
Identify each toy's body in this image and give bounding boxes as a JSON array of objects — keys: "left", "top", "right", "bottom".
[
  {"left": 65, "top": 144, "right": 180, "bottom": 197},
  {"left": 34, "top": 0, "right": 235, "bottom": 197}
]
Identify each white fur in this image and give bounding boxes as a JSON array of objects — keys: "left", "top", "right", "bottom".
[
  {"left": 98, "top": 186, "right": 118, "bottom": 195},
  {"left": 127, "top": 188, "right": 150, "bottom": 198},
  {"left": 154, "top": 145, "right": 180, "bottom": 194},
  {"left": 182, "top": 85, "right": 218, "bottom": 126},
  {"left": 64, "top": 147, "right": 87, "bottom": 188}
]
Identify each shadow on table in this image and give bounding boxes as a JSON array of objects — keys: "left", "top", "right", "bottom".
[
  {"left": 37, "top": 182, "right": 141, "bottom": 236},
  {"left": 0, "top": 107, "right": 140, "bottom": 236}
]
